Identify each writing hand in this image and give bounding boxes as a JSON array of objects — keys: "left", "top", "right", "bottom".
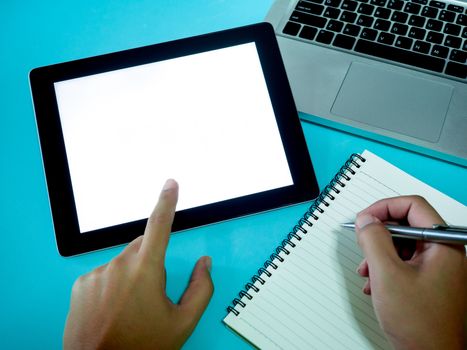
[
  {"left": 63, "top": 179, "right": 214, "bottom": 349},
  {"left": 355, "top": 195, "right": 465, "bottom": 350}
]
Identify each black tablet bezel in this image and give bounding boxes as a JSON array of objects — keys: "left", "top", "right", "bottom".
[{"left": 30, "top": 22, "right": 319, "bottom": 256}]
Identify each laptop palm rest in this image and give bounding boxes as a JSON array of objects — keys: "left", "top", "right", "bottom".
[{"left": 331, "top": 62, "right": 453, "bottom": 143}]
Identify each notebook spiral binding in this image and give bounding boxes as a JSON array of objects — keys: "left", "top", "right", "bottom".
[{"left": 226, "top": 153, "right": 366, "bottom": 316}]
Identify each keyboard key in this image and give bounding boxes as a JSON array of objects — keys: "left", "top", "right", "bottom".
[
  {"left": 411, "top": 0, "right": 427, "bottom": 4},
  {"left": 439, "top": 10, "right": 456, "bottom": 22},
  {"left": 387, "top": 0, "right": 404, "bottom": 10},
  {"left": 333, "top": 33, "right": 357, "bottom": 48},
  {"left": 374, "top": 18, "right": 392, "bottom": 31},
  {"left": 290, "top": 11, "right": 327, "bottom": 27},
  {"left": 457, "top": 14, "right": 466, "bottom": 25},
  {"left": 299, "top": 25, "right": 319, "bottom": 39},
  {"left": 361, "top": 27, "right": 378, "bottom": 40},
  {"left": 429, "top": 1, "right": 445, "bottom": 9},
  {"left": 340, "top": 10, "right": 358, "bottom": 22},
  {"left": 391, "top": 23, "right": 409, "bottom": 35},
  {"left": 325, "top": 0, "right": 342, "bottom": 7},
  {"left": 316, "top": 29, "right": 335, "bottom": 43},
  {"left": 327, "top": 19, "right": 345, "bottom": 31},
  {"left": 408, "top": 15, "right": 425, "bottom": 27},
  {"left": 444, "top": 35, "right": 462, "bottom": 48},
  {"left": 374, "top": 7, "right": 391, "bottom": 18},
  {"left": 421, "top": 6, "right": 438, "bottom": 18},
  {"left": 450, "top": 49, "right": 467, "bottom": 63},
  {"left": 377, "top": 32, "right": 396, "bottom": 45},
  {"left": 426, "top": 19, "right": 443, "bottom": 31},
  {"left": 341, "top": 0, "right": 358, "bottom": 11},
  {"left": 283, "top": 21, "right": 301, "bottom": 36},
  {"left": 344, "top": 23, "right": 361, "bottom": 36},
  {"left": 392, "top": 11, "right": 409, "bottom": 23},
  {"left": 404, "top": 2, "right": 421, "bottom": 14},
  {"left": 464, "top": 39, "right": 467, "bottom": 50},
  {"left": 308, "top": 0, "right": 325, "bottom": 3},
  {"left": 408, "top": 27, "right": 426, "bottom": 39},
  {"left": 357, "top": 3, "right": 375, "bottom": 14},
  {"left": 444, "top": 23, "right": 461, "bottom": 36},
  {"left": 297, "top": 1, "right": 325, "bottom": 15},
  {"left": 462, "top": 28, "right": 467, "bottom": 39},
  {"left": 395, "top": 36, "right": 414, "bottom": 49},
  {"left": 355, "top": 39, "right": 446, "bottom": 72},
  {"left": 413, "top": 40, "right": 431, "bottom": 53},
  {"left": 324, "top": 7, "right": 341, "bottom": 18},
  {"left": 445, "top": 61, "right": 467, "bottom": 78},
  {"left": 426, "top": 31, "right": 444, "bottom": 44},
  {"left": 447, "top": 4, "right": 464, "bottom": 13},
  {"left": 431, "top": 44, "right": 449, "bottom": 58},
  {"left": 357, "top": 14, "right": 374, "bottom": 26},
  {"left": 370, "top": 0, "right": 387, "bottom": 6}
]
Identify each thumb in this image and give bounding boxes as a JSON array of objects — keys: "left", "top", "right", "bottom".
[
  {"left": 355, "top": 214, "right": 400, "bottom": 274},
  {"left": 178, "top": 256, "right": 214, "bottom": 327}
]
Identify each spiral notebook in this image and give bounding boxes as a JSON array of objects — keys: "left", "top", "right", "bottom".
[{"left": 223, "top": 150, "right": 467, "bottom": 350}]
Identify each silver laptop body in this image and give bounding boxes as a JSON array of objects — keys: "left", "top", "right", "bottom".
[{"left": 266, "top": 0, "right": 467, "bottom": 166}]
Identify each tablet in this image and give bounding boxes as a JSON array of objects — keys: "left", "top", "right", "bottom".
[{"left": 30, "top": 22, "right": 319, "bottom": 256}]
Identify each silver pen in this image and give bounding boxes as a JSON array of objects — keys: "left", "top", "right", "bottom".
[{"left": 341, "top": 223, "right": 467, "bottom": 245}]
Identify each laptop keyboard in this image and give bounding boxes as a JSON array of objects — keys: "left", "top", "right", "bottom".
[{"left": 282, "top": 0, "right": 467, "bottom": 80}]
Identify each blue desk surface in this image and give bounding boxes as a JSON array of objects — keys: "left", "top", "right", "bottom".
[{"left": 1, "top": 1, "right": 466, "bottom": 349}]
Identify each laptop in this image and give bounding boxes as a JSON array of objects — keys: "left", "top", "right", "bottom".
[{"left": 266, "top": 0, "right": 467, "bottom": 166}]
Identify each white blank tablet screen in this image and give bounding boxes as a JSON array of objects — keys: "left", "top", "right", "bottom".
[{"left": 54, "top": 42, "right": 293, "bottom": 233}]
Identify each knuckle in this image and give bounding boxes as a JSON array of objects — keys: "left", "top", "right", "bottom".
[
  {"left": 72, "top": 276, "right": 84, "bottom": 292},
  {"left": 408, "top": 195, "right": 440, "bottom": 216},
  {"left": 208, "top": 278, "right": 215, "bottom": 296},
  {"left": 138, "top": 253, "right": 163, "bottom": 270},
  {"left": 121, "top": 235, "right": 143, "bottom": 255},
  {"left": 200, "top": 271, "right": 215, "bottom": 297},
  {"left": 157, "top": 189, "right": 176, "bottom": 207},
  {"left": 109, "top": 255, "right": 126, "bottom": 270},
  {"left": 408, "top": 194, "right": 427, "bottom": 204},
  {"left": 72, "top": 274, "right": 89, "bottom": 294},
  {"left": 356, "top": 224, "right": 378, "bottom": 247},
  {"left": 356, "top": 229, "right": 367, "bottom": 247},
  {"left": 133, "top": 235, "right": 144, "bottom": 246},
  {"left": 160, "top": 188, "right": 173, "bottom": 200},
  {"left": 149, "top": 210, "right": 172, "bottom": 226},
  {"left": 133, "top": 260, "right": 150, "bottom": 280}
]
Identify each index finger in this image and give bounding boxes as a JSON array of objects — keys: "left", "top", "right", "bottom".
[
  {"left": 139, "top": 179, "right": 179, "bottom": 260},
  {"left": 358, "top": 195, "right": 445, "bottom": 228}
]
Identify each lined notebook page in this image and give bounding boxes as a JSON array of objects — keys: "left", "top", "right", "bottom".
[{"left": 223, "top": 150, "right": 467, "bottom": 350}]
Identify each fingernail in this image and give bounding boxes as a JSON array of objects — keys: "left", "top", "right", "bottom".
[
  {"left": 363, "top": 285, "right": 371, "bottom": 295},
  {"left": 205, "top": 256, "right": 212, "bottom": 273},
  {"left": 356, "top": 260, "right": 364, "bottom": 274},
  {"left": 163, "top": 179, "right": 176, "bottom": 191},
  {"left": 356, "top": 213, "right": 379, "bottom": 230}
]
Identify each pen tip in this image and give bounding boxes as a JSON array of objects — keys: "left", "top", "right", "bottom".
[{"left": 341, "top": 223, "right": 355, "bottom": 229}]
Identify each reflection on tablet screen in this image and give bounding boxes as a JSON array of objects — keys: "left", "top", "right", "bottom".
[{"left": 54, "top": 43, "right": 293, "bottom": 233}]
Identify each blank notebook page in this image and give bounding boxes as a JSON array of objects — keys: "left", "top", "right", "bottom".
[{"left": 223, "top": 150, "right": 467, "bottom": 350}]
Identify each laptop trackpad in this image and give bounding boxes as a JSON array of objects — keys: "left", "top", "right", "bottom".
[{"left": 331, "top": 62, "right": 453, "bottom": 143}]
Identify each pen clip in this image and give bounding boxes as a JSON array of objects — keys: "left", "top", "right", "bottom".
[{"left": 432, "top": 224, "right": 467, "bottom": 233}]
